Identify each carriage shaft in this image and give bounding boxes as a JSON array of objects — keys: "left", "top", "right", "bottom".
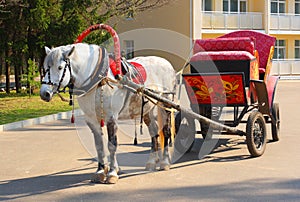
[{"left": 120, "top": 76, "right": 246, "bottom": 136}]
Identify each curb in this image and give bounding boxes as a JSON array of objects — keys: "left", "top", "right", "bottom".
[{"left": 0, "top": 109, "right": 84, "bottom": 132}]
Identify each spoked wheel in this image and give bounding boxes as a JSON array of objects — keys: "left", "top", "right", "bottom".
[
  {"left": 271, "top": 103, "right": 280, "bottom": 142},
  {"left": 246, "top": 111, "right": 267, "bottom": 157},
  {"left": 174, "top": 111, "right": 196, "bottom": 153}
]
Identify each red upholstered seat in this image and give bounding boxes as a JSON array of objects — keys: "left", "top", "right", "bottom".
[
  {"left": 193, "top": 37, "right": 255, "bottom": 55},
  {"left": 190, "top": 33, "right": 260, "bottom": 85},
  {"left": 190, "top": 51, "right": 255, "bottom": 61},
  {"left": 219, "top": 30, "right": 276, "bottom": 74}
]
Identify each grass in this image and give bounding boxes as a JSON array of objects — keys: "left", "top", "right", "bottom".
[{"left": 0, "top": 92, "right": 77, "bottom": 125}]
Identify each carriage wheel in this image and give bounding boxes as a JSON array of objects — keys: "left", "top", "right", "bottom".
[
  {"left": 246, "top": 111, "right": 267, "bottom": 157},
  {"left": 271, "top": 103, "right": 280, "bottom": 142},
  {"left": 174, "top": 111, "right": 196, "bottom": 153}
]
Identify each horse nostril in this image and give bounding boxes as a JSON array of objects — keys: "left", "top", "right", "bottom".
[
  {"left": 41, "top": 90, "right": 53, "bottom": 102},
  {"left": 45, "top": 92, "right": 51, "bottom": 99}
]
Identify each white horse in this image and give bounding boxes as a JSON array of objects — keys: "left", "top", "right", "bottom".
[{"left": 40, "top": 43, "right": 176, "bottom": 184}]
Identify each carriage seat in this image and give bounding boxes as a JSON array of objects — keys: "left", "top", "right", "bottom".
[
  {"left": 190, "top": 36, "right": 258, "bottom": 86},
  {"left": 190, "top": 50, "right": 255, "bottom": 62},
  {"left": 191, "top": 37, "right": 256, "bottom": 62},
  {"left": 219, "top": 30, "right": 276, "bottom": 78},
  {"left": 193, "top": 37, "right": 255, "bottom": 55}
]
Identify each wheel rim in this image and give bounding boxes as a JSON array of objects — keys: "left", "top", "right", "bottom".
[{"left": 253, "top": 120, "right": 265, "bottom": 150}]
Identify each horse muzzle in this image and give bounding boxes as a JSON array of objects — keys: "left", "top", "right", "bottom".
[{"left": 40, "top": 84, "right": 54, "bottom": 102}]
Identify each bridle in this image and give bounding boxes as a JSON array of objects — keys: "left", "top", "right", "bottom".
[
  {"left": 41, "top": 46, "right": 108, "bottom": 105},
  {"left": 42, "top": 58, "right": 73, "bottom": 94}
]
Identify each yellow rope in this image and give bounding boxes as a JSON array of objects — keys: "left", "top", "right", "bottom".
[{"left": 140, "top": 93, "right": 177, "bottom": 150}]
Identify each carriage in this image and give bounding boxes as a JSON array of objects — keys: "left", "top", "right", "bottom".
[
  {"left": 176, "top": 30, "right": 280, "bottom": 157},
  {"left": 40, "top": 24, "right": 280, "bottom": 183}
]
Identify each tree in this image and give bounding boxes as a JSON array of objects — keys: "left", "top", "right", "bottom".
[
  {"left": 26, "top": 58, "right": 40, "bottom": 96},
  {"left": 0, "top": 0, "right": 171, "bottom": 94}
]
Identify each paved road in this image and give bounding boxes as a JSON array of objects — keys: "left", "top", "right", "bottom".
[{"left": 0, "top": 80, "right": 299, "bottom": 202}]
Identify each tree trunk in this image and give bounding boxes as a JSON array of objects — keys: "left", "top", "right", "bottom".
[
  {"left": 4, "top": 43, "right": 13, "bottom": 94},
  {"left": 0, "top": 52, "right": 3, "bottom": 76},
  {"left": 5, "top": 49, "right": 10, "bottom": 94},
  {"left": 14, "top": 61, "right": 20, "bottom": 93}
]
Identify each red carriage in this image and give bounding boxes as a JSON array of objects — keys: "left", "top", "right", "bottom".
[{"left": 176, "top": 30, "right": 280, "bottom": 157}]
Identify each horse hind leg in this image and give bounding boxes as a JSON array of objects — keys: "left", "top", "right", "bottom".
[
  {"left": 144, "top": 112, "right": 159, "bottom": 171},
  {"left": 160, "top": 136, "right": 171, "bottom": 171},
  {"left": 160, "top": 109, "right": 172, "bottom": 171},
  {"left": 106, "top": 116, "right": 119, "bottom": 184},
  {"left": 146, "top": 135, "right": 160, "bottom": 171}
]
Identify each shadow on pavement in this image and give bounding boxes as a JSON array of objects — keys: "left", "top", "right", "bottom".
[{"left": 0, "top": 166, "right": 95, "bottom": 201}]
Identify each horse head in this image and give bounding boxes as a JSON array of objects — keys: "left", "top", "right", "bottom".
[{"left": 40, "top": 45, "right": 75, "bottom": 102}]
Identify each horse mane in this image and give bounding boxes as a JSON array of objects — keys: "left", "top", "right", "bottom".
[{"left": 44, "top": 44, "right": 81, "bottom": 66}]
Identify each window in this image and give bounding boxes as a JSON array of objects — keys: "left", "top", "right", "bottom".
[
  {"left": 271, "top": 0, "right": 285, "bottom": 14},
  {"left": 296, "top": 0, "right": 300, "bottom": 15},
  {"left": 124, "top": 40, "right": 134, "bottom": 59},
  {"left": 240, "top": 0, "right": 246, "bottom": 12},
  {"left": 295, "top": 40, "right": 300, "bottom": 59},
  {"left": 202, "top": 0, "right": 213, "bottom": 11},
  {"left": 274, "top": 40, "right": 286, "bottom": 59},
  {"left": 223, "top": 0, "right": 247, "bottom": 13}
]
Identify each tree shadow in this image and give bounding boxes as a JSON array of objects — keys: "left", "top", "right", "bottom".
[
  {"left": 60, "top": 178, "right": 300, "bottom": 201},
  {"left": 0, "top": 165, "right": 96, "bottom": 201}
]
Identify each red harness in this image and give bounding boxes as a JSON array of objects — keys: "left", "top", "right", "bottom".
[{"left": 109, "top": 58, "right": 147, "bottom": 84}]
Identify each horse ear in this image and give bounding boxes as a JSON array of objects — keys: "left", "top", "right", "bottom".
[
  {"left": 64, "top": 46, "right": 75, "bottom": 59},
  {"left": 45, "top": 47, "right": 51, "bottom": 55}
]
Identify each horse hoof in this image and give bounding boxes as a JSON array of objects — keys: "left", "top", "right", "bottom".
[
  {"left": 91, "top": 172, "right": 106, "bottom": 183},
  {"left": 160, "top": 163, "right": 170, "bottom": 171},
  {"left": 106, "top": 175, "right": 119, "bottom": 184},
  {"left": 91, "top": 167, "right": 108, "bottom": 183},
  {"left": 145, "top": 163, "right": 156, "bottom": 171},
  {"left": 106, "top": 170, "right": 119, "bottom": 184},
  {"left": 160, "top": 159, "right": 171, "bottom": 171}
]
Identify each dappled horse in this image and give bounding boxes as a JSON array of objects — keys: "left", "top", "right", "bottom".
[{"left": 40, "top": 43, "right": 176, "bottom": 184}]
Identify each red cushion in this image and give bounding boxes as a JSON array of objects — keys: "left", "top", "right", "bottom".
[
  {"left": 190, "top": 51, "right": 255, "bottom": 62},
  {"left": 193, "top": 37, "right": 255, "bottom": 55},
  {"left": 219, "top": 31, "right": 276, "bottom": 71}
]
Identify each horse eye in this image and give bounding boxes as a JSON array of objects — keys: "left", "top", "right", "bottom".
[{"left": 58, "top": 66, "right": 63, "bottom": 70}]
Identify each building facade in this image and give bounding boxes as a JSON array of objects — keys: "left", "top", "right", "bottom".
[{"left": 116, "top": 0, "right": 300, "bottom": 75}]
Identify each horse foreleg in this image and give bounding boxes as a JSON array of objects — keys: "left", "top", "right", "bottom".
[
  {"left": 144, "top": 112, "right": 159, "bottom": 171},
  {"left": 106, "top": 116, "right": 119, "bottom": 184},
  {"left": 86, "top": 121, "right": 108, "bottom": 183}
]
